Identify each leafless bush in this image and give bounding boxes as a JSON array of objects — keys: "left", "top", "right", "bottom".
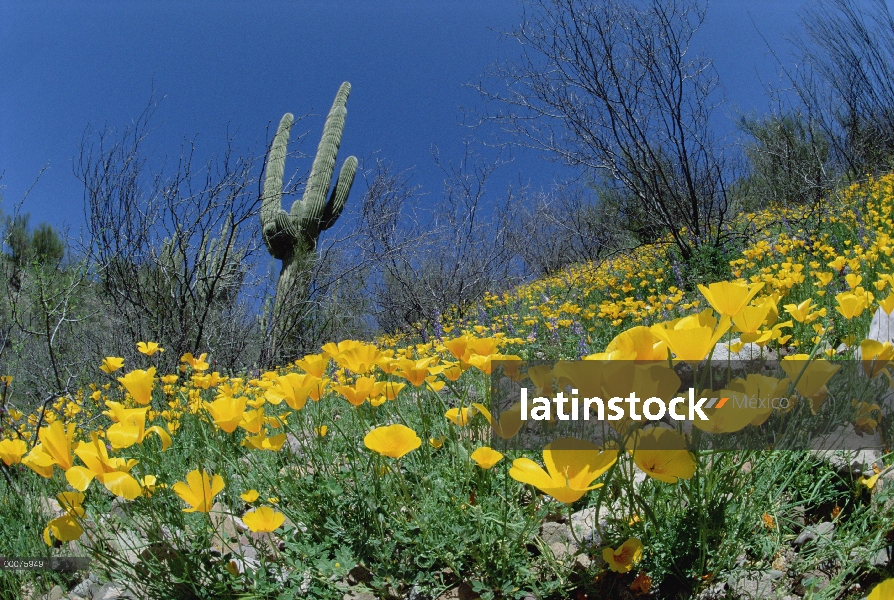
[
  {"left": 738, "top": 111, "right": 831, "bottom": 209},
  {"left": 358, "top": 147, "right": 524, "bottom": 336},
  {"left": 472, "top": 0, "right": 734, "bottom": 260},
  {"left": 0, "top": 205, "right": 96, "bottom": 421},
  {"left": 75, "top": 102, "right": 266, "bottom": 373},
  {"left": 508, "top": 182, "right": 636, "bottom": 277},
  {"left": 791, "top": 0, "right": 894, "bottom": 178}
]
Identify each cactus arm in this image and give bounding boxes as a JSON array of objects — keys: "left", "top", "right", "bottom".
[
  {"left": 320, "top": 155, "right": 357, "bottom": 231},
  {"left": 261, "top": 113, "right": 294, "bottom": 232},
  {"left": 293, "top": 81, "right": 352, "bottom": 223}
]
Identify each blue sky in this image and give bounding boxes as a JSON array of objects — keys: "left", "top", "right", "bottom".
[{"left": 1, "top": 0, "right": 809, "bottom": 239}]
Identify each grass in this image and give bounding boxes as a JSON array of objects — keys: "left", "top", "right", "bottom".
[{"left": 3, "top": 176, "right": 894, "bottom": 599}]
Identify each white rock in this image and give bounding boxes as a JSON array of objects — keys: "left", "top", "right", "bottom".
[
  {"left": 710, "top": 338, "right": 777, "bottom": 363},
  {"left": 867, "top": 307, "right": 894, "bottom": 344},
  {"left": 810, "top": 427, "right": 883, "bottom": 476}
]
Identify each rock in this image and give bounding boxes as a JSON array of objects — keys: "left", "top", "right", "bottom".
[
  {"left": 569, "top": 505, "right": 610, "bottom": 545},
  {"left": 726, "top": 570, "right": 779, "bottom": 599},
  {"left": 45, "top": 585, "right": 64, "bottom": 600},
  {"left": 37, "top": 497, "right": 63, "bottom": 519},
  {"left": 92, "top": 583, "right": 130, "bottom": 600},
  {"left": 711, "top": 339, "right": 778, "bottom": 363},
  {"left": 794, "top": 570, "right": 830, "bottom": 595},
  {"left": 342, "top": 590, "right": 377, "bottom": 600},
  {"left": 105, "top": 528, "right": 146, "bottom": 565},
  {"left": 871, "top": 547, "right": 891, "bottom": 567},
  {"left": 695, "top": 581, "right": 728, "bottom": 600},
  {"left": 541, "top": 521, "right": 579, "bottom": 561},
  {"left": 866, "top": 307, "right": 894, "bottom": 345},
  {"left": 548, "top": 540, "right": 577, "bottom": 561},
  {"left": 434, "top": 582, "right": 477, "bottom": 600},
  {"left": 227, "top": 554, "right": 261, "bottom": 575},
  {"left": 540, "top": 521, "right": 571, "bottom": 545},
  {"left": 70, "top": 575, "right": 99, "bottom": 598},
  {"left": 810, "top": 427, "right": 883, "bottom": 476},
  {"left": 284, "top": 433, "right": 304, "bottom": 455},
  {"left": 209, "top": 502, "right": 244, "bottom": 554},
  {"left": 347, "top": 564, "right": 373, "bottom": 585},
  {"left": 793, "top": 521, "right": 834, "bottom": 547}
]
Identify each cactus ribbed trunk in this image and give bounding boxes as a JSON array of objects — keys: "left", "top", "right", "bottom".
[{"left": 261, "top": 82, "right": 358, "bottom": 361}]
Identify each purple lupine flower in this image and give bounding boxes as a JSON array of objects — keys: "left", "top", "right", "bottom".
[
  {"left": 577, "top": 338, "right": 590, "bottom": 358},
  {"left": 528, "top": 322, "right": 539, "bottom": 343},
  {"left": 672, "top": 262, "right": 684, "bottom": 289},
  {"left": 477, "top": 302, "right": 488, "bottom": 325},
  {"left": 572, "top": 321, "right": 589, "bottom": 357},
  {"left": 432, "top": 310, "right": 444, "bottom": 342},
  {"left": 550, "top": 317, "right": 560, "bottom": 343}
]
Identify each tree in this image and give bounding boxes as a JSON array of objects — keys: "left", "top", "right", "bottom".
[
  {"left": 358, "top": 148, "right": 523, "bottom": 336},
  {"left": 474, "top": 0, "right": 732, "bottom": 261},
  {"left": 739, "top": 111, "right": 831, "bottom": 209},
  {"left": 508, "top": 181, "right": 635, "bottom": 277},
  {"left": 792, "top": 0, "right": 894, "bottom": 178},
  {"left": 76, "top": 102, "right": 264, "bottom": 372},
  {"left": 2, "top": 214, "right": 65, "bottom": 270}
]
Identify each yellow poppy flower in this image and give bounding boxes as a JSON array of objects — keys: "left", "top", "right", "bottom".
[
  {"left": 332, "top": 376, "right": 385, "bottom": 407},
  {"left": 242, "top": 506, "right": 285, "bottom": 533},
  {"left": 22, "top": 444, "right": 56, "bottom": 478},
  {"left": 602, "top": 538, "right": 644, "bottom": 573},
  {"left": 471, "top": 446, "right": 504, "bottom": 469},
  {"left": 868, "top": 578, "right": 894, "bottom": 600},
  {"left": 105, "top": 403, "right": 171, "bottom": 451},
  {"left": 697, "top": 281, "right": 764, "bottom": 317},
  {"left": 783, "top": 298, "right": 816, "bottom": 323},
  {"left": 181, "top": 352, "right": 210, "bottom": 371},
  {"left": 0, "top": 438, "right": 27, "bottom": 465},
  {"left": 37, "top": 420, "right": 76, "bottom": 471},
  {"left": 780, "top": 355, "right": 839, "bottom": 398},
  {"left": 203, "top": 395, "right": 248, "bottom": 433},
  {"left": 472, "top": 402, "right": 524, "bottom": 439},
  {"left": 294, "top": 352, "right": 329, "bottom": 378},
  {"left": 241, "top": 489, "right": 260, "bottom": 502},
  {"left": 394, "top": 357, "right": 437, "bottom": 387},
  {"left": 509, "top": 438, "right": 617, "bottom": 504},
  {"left": 332, "top": 343, "right": 384, "bottom": 374},
  {"left": 172, "top": 468, "right": 225, "bottom": 513},
  {"left": 99, "top": 357, "right": 125, "bottom": 374},
  {"left": 835, "top": 291, "right": 868, "bottom": 319},
  {"left": 43, "top": 512, "right": 84, "bottom": 546},
  {"left": 136, "top": 342, "right": 164, "bottom": 356},
  {"left": 242, "top": 429, "right": 288, "bottom": 452},
  {"left": 445, "top": 407, "right": 476, "bottom": 426},
  {"left": 265, "top": 373, "right": 318, "bottom": 410},
  {"left": 631, "top": 427, "right": 696, "bottom": 484},
  {"left": 650, "top": 313, "right": 732, "bottom": 364},
  {"left": 65, "top": 435, "right": 141, "bottom": 500},
  {"left": 117, "top": 367, "right": 156, "bottom": 405},
  {"left": 604, "top": 326, "right": 666, "bottom": 361},
  {"left": 879, "top": 293, "right": 894, "bottom": 315},
  {"left": 860, "top": 339, "right": 894, "bottom": 378},
  {"left": 363, "top": 424, "right": 421, "bottom": 459}
]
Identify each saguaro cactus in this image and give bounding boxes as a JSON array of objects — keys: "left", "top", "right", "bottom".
[{"left": 261, "top": 82, "right": 358, "bottom": 356}]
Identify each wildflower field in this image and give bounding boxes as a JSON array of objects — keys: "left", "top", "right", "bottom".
[{"left": 5, "top": 176, "right": 894, "bottom": 599}]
